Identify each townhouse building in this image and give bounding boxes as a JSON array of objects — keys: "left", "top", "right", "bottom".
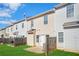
[
  {"left": 5, "top": 26, "right": 14, "bottom": 38},
  {"left": 54, "top": 3, "right": 79, "bottom": 52},
  {"left": 26, "top": 10, "right": 55, "bottom": 47},
  {"left": 0, "top": 3, "right": 79, "bottom": 53},
  {"left": 0, "top": 20, "right": 27, "bottom": 38},
  {"left": 12, "top": 20, "right": 27, "bottom": 38},
  {"left": 0, "top": 29, "right": 6, "bottom": 38}
]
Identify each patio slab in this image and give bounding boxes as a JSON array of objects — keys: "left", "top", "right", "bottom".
[
  {"left": 25, "top": 47, "right": 44, "bottom": 53},
  {"left": 7, "top": 44, "right": 15, "bottom": 47},
  {"left": 0, "top": 43, "right": 3, "bottom": 45}
]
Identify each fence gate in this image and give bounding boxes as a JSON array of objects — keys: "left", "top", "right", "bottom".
[
  {"left": 43, "top": 36, "right": 57, "bottom": 53},
  {"left": 47, "top": 37, "right": 56, "bottom": 51}
]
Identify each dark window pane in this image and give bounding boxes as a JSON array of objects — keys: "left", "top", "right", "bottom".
[
  {"left": 66, "top": 4, "right": 74, "bottom": 18},
  {"left": 44, "top": 15, "right": 48, "bottom": 24},
  {"left": 22, "top": 23, "right": 24, "bottom": 28},
  {"left": 36, "top": 35, "right": 39, "bottom": 42},
  {"left": 31, "top": 20, "right": 34, "bottom": 27},
  {"left": 58, "top": 32, "right": 64, "bottom": 43}
]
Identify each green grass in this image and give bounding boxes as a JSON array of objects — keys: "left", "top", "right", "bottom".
[
  {"left": 0, "top": 44, "right": 44, "bottom": 56},
  {"left": 0, "top": 44, "right": 79, "bottom": 56},
  {"left": 48, "top": 49, "right": 79, "bottom": 56}
]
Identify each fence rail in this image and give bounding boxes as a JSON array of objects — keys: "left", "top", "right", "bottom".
[{"left": 0, "top": 37, "right": 27, "bottom": 46}]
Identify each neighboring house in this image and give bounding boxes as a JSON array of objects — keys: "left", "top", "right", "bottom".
[
  {"left": 5, "top": 26, "right": 13, "bottom": 38},
  {"left": 12, "top": 20, "right": 27, "bottom": 38},
  {"left": 0, "top": 19, "right": 28, "bottom": 38},
  {"left": 0, "top": 29, "right": 6, "bottom": 38},
  {"left": 54, "top": 3, "right": 79, "bottom": 52}
]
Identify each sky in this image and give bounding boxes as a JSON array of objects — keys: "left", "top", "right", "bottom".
[{"left": 0, "top": 3, "right": 58, "bottom": 29}]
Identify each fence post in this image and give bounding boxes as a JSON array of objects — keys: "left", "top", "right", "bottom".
[{"left": 45, "top": 35, "right": 49, "bottom": 56}]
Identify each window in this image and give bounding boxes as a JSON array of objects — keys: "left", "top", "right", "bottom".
[
  {"left": 5, "top": 29, "right": 7, "bottom": 32},
  {"left": 22, "top": 23, "right": 24, "bottom": 28},
  {"left": 66, "top": 4, "right": 74, "bottom": 18},
  {"left": 8, "top": 28, "right": 9, "bottom": 32},
  {"left": 36, "top": 35, "right": 39, "bottom": 42},
  {"left": 44, "top": 15, "right": 48, "bottom": 24},
  {"left": 16, "top": 25, "right": 17, "bottom": 30},
  {"left": 31, "top": 20, "right": 34, "bottom": 27},
  {"left": 58, "top": 32, "right": 64, "bottom": 43},
  {"left": 11, "top": 27, "right": 13, "bottom": 32},
  {"left": 1, "top": 34, "right": 4, "bottom": 38},
  {"left": 22, "top": 35, "right": 25, "bottom": 37}
]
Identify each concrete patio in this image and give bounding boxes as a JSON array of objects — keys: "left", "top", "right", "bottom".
[{"left": 25, "top": 47, "right": 44, "bottom": 53}]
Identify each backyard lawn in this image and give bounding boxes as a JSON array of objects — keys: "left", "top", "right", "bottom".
[
  {"left": 48, "top": 50, "right": 79, "bottom": 56},
  {"left": 0, "top": 44, "right": 44, "bottom": 56},
  {"left": 0, "top": 44, "right": 79, "bottom": 56}
]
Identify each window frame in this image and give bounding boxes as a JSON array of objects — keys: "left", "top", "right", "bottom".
[
  {"left": 16, "top": 25, "right": 18, "bottom": 30},
  {"left": 22, "top": 23, "right": 24, "bottom": 28},
  {"left": 66, "top": 4, "right": 74, "bottom": 18},
  {"left": 36, "top": 35, "right": 39, "bottom": 42},
  {"left": 44, "top": 15, "right": 48, "bottom": 24},
  {"left": 58, "top": 32, "right": 64, "bottom": 43},
  {"left": 11, "top": 27, "right": 13, "bottom": 32},
  {"left": 31, "top": 20, "right": 34, "bottom": 27}
]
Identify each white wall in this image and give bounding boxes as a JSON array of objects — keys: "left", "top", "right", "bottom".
[
  {"left": 64, "top": 4, "right": 79, "bottom": 51},
  {"left": 15, "top": 21, "right": 28, "bottom": 37},
  {"left": 5, "top": 20, "right": 28, "bottom": 38},
  {"left": 54, "top": 7, "right": 65, "bottom": 49},
  {"left": 54, "top": 3, "right": 79, "bottom": 51},
  {"left": 33, "top": 13, "right": 55, "bottom": 47},
  {"left": 0, "top": 30, "right": 5, "bottom": 38},
  {"left": 34, "top": 13, "right": 55, "bottom": 37},
  {"left": 64, "top": 28, "right": 79, "bottom": 51}
]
